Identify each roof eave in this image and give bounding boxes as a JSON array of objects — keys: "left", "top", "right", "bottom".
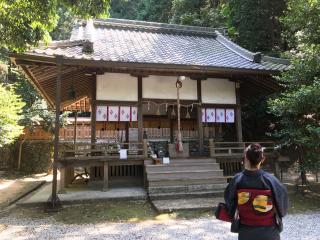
[
  {"left": 10, "top": 57, "right": 55, "bottom": 108},
  {"left": 10, "top": 53, "right": 284, "bottom": 76}
]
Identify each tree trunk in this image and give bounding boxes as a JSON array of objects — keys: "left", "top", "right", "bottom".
[
  {"left": 17, "top": 134, "right": 26, "bottom": 170},
  {"left": 297, "top": 145, "right": 307, "bottom": 186}
]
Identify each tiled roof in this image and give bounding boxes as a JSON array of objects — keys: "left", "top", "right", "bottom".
[{"left": 29, "top": 18, "right": 289, "bottom": 72}]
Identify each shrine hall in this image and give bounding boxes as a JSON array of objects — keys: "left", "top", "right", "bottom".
[{"left": 11, "top": 19, "right": 289, "bottom": 207}]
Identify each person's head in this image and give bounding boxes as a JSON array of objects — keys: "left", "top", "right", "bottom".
[{"left": 244, "top": 143, "right": 265, "bottom": 170}]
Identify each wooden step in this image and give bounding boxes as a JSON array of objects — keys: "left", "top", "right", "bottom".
[
  {"left": 168, "top": 158, "right": 216, "bottom": 164},
  {"left": 148, "top": 183, "right": 227, "bottom": 194},
  {"left": 147, "top": 170, "right": 223, "bottom": 180},
  {"left": 149, "top": 190, "right": 224, "bottom": 200},
  {"left": 148, "top": 176, "right": 227, "bottom": 187},
  {"left": 146, "top": 163, "right": 220, "bottom": 172}
]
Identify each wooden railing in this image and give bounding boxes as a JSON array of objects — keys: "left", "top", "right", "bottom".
[
  {"left": 60, "top": 126, "right": 127, "bottom": 141},
  {"left": 208, "top": 140, "right": 275, "bottom": 157},
  {"left": 207, "top": 140, "right": 277, "bottom": 176},
  {"left": 60, "top": 141, "right": 148, "bottom": 162},
  {"left": 58, "top": 141, "right": 148, "bottom": 191},
  {"left": 25, "top": 125, "right": 202, "bottom": 142}
]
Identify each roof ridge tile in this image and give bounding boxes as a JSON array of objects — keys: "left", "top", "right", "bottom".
[
  {"left": 76, "top": 18, "right": 223, "bottom": 37},
  {"left": 36, "top": 40, "right": 86, "bottom": 50},
  {"left": 215, "top": 31, "right": 289, "bottom": 66}
]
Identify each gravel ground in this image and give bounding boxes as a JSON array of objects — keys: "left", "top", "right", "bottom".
[{"left": 0, "top": 213, "right": 319, "bottom": 240}]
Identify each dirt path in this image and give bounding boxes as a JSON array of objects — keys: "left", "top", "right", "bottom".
[{"left": 0, "top": 172, "right": 48, "bottom": 209}]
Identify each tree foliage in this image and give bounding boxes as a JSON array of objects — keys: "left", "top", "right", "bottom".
[
  {"left": 170, "top": 0, "right": 227, "bottom": 28},
  {"left": 110, "top": 0, "right": 172, "bottom": 23},
  {"left": 50, "top": 6, "right": 75, "bottom": 41},
  {"left": 0, "top": 0, "right": 110, "bottom": 51},
  {"left": 281, "top": 0, "right": 320, "bottom": 49},
  {"left": 0, "top": 84, "right": 25, "bottom": 147},
  {"left": 226, "top": 0, "right": 286, "bottom": 54},
  {"left": 242, "top": 96, "right": 276, "bottom": 141},
  {"left": 109, "top": 0, "right": 140, "bottom": 20},
  {"left": 0, "top": 0, "right": 110, "bottom": 147},
  {"left": 138, "top": 0, "right": 172, "bottom": 23},
  {"left": 268, "top": 0, "right": 320, "bottom": 170}
]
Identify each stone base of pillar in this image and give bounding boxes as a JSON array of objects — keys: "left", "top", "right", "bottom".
[{"left": 168, "top": 143, "right": 189, "bottom": 158}]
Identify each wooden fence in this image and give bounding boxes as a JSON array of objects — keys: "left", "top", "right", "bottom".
[{"left": 0, "top": 145, "right": 15, "bottom": 169}]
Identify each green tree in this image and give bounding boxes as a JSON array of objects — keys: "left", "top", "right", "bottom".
[
  {"left": 137, "top": 0, "right": 172, "bottom": 23},
  {"left": 227, "top": 0, "right": 286, "bottom": 54},
  {"left": 110, "top": 0, "right": 172, "bottom": 23},
  {"left": 0, "top": 0, "right": 110, "bottom": 52},
  {"left": 281, "top": 0, "right": 320, "bottom": 49},
  {"left": 109, "top": 0, "right": 141, "bottom": 20},
  {"left": 170, "top": 0, "right": 227, "bottom": 27},
  {"left": 50, "top": 6, "right": 75, "bottom": 41},
  {"left": 0, "top": 0, "right": 109, "bottom": 148},
  {"left": 268, "top": 0, "right": 320, "bottom": 180},
  {"left": 0, "top": 84, "right": 25, "bottom": 146},
  {"left": 242, "top": 96, "right": 276, "bottom": 141}
]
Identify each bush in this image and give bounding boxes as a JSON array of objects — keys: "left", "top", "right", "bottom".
[{"left": 20, "top": 141, "right": 53, "bottom": 173}]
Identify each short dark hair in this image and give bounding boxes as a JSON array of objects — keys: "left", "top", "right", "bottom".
[{"left": 245, "top": 143, "right": 264, "bottom": 167}]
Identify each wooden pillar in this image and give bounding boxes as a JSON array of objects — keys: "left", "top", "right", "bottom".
[
  {"left": 103, "top": 161, "right": 109, "bottom": 191},
  {"left": 168, "top": 107, "right": 174, "bottom": 143},
  {"left": 73, "top": 111, "right": 77, "bottom": 149},
  {"left": 197, "top": 79, "right": 204, "bottom": 155},
  {"left": 91, "top": 77, "right": 97, "bottom": 144},
  {"left": 125, "top": 122, "right": 129, "bottom": 144},
  {"left": 59, "top": 168, "right": 66, "bottom": 193},
  {"left": 138, "top": 76, "right": 143, "bottom": 142},
  {"left": 90, "top": 76, "right": 97, "bottom": 181},
  {"left": 235, "top": 82, "right": 243, "bottom": 142},
  {"left": 58, "top": 166, "right": 74, "bottom": 193},
  {"left": 143, "top": 139, "right": 148, "bottom": 159},
  {"left": 51, "top": 55, "right": 63, "bottom": 208},
  {"left": 209, "top": 138, "right": 215, "bottom": 157}
]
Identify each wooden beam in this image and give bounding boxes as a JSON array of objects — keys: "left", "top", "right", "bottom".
[
  {"left": 130, "top": 73, "right": 149, "bottom": 78},
  {"left": 20, "top": 65, "right": 54, "bottom": 108},
  {"left": 36, "top": 67, "right": 78, "bottom": 83},
  {"left": 14, "top": 59, "right": 56, "bottom": 66},
  {"left": 11, "top": 53, "right": 281, "bottom": 76}
]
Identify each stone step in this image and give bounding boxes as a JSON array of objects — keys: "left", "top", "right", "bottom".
[
  {"left": 147, "top": 170, "right": 223, "bottom": 180},
  {"left": 148, "top": 177, "right": 227, "bottom": 187},
  {"left": 149, "top": 190, "right": 224, "bottom": 200},
  {"left": 151, "top": 197, "right": 224, "bottom": 212},
  {"left": 168, "top": 158, "right": 216, "bottom": 164},
  {"left": 148, "top": 183, "right": 227, "bottom": 194},
  {"left": 145, "top": 163, "right": 221, "bottom": 172}
]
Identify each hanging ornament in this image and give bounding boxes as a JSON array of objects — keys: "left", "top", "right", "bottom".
[
  {"left": 156, "top": 106, "right": 161, "bottom": 116},
  {"left": 185, "top": 107, "right": 191, "bottom": 119},
  {"left": 171, "top": 107, "right": 176, "bottom": 117}
]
